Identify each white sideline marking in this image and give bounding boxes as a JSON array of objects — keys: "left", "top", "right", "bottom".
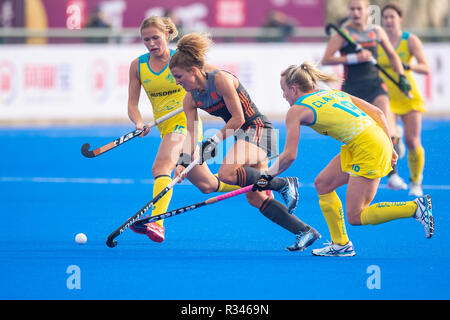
[
  {"left": 0, "top": 176, "right": 193, "bottom": 185},
  {"left": 0, "top": 177, "right": 449, "bottom": 190}
]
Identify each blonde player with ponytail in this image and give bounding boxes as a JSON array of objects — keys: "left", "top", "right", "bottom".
[
  {"left": 127, "top": 17, "right": 238, "bottom": 243},
  {"left": 253, "top": 62, "right": 434, "bottom": 256}
]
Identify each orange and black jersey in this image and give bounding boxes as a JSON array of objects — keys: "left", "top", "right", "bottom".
[
  {"left": 190, "top": 70, "right": 273, "bottom": 131},
  {"left": 340, "top": 25, "right": 381, "bottom": 82}
]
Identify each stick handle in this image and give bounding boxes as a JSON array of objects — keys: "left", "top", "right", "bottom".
[
  {"left": 136, "top": 185, "right": 253, "bottom": 226},
  {"left": 147, "top": 108, "right": 183, "bottom": 128},
  {"left": 206, "top": 185, "right": 253, "bottom": 204},
  {"left": 82, "top": 108, "right": 184, "bottom": 158}
]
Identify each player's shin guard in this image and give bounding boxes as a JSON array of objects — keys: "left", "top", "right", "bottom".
[
  {"left": 259, "top": 198, "right": 309, "bottom": 234},
  {"left": 408, "top": 146, "right": 425, "bottom": 184},
  {"left": 318, "top": 191, "right": 349, "bottom": 246},
  {"left": 152, "top": 175, "right": 173, "bottom": 227},
  {"left": 360, "top": 201, "right": 417, "bottom": 225}
]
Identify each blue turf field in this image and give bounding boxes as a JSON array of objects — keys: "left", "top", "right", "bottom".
[{"left": 0, "top": 119, "right": 449, "bottom": 300}]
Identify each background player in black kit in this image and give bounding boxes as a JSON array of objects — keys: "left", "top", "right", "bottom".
[{"left": 321, "top": 0, "right": 411, "bottom": 190}]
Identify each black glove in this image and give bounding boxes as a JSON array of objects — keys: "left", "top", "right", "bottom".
[
  {"left": 252, "top": 174, "right": 274, "bottom": 192},
  {"left": 177, "top": 153, "right": 192, "bottom": 168},
  {"left": 398, "top": 75, "right": 412, "bottom": 93},
  {"left": 199, "top": 136, "right": 219, "bottom": 164}
]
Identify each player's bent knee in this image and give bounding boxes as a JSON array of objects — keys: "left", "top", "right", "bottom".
[
  {"left": 196, "top": 183, "right": 217, "bottom": 194},
  {"left": 405, "top": 137, "right": 420, "bottom": 151},
  {"left": 217, "top": 167, "right": 236, "bottom": 185},
  {"left": 314, "top": 176, "right": 330, "bottom": 195},
  {"left": 347, "top": 212, "right": 362, "bottom": 226}
]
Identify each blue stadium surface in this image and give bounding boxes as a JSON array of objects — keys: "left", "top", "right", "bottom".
[{"left": 0, "top": 119, "right": 449, "bottom": 300}]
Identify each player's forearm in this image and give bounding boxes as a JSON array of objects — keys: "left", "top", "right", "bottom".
[
  {"left": 219, "top": 115, "right": 245, "bottom": 140},
  {"left": 410, "top": 63, "right": 429, "bottom": 75},
  {"left": 387, "top": 51, "right": 405, "bottom": 75},
  {"left": 321, "top": 55, "right": 348, "bottom": 66},
  {"left": 267, "top": 153, "right": 295, "bottom": 177},
  {"left": 128, "top": 104, "right": 143, "bottom": 126}
]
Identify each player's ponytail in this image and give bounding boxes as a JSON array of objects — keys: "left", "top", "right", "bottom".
[
  {"left": 281, "top": 62, "right": 341, "bottom": 92},
  {"left": 169, "top": 32, "right": 212, "bottom": 70}
]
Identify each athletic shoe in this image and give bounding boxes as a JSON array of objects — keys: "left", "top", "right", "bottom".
[
  {"left": 286, "top": 227, "right": 321, "bottom": 252},
  {"left": 396, "top": 124, "right": 406, "bottom": 159},
  {"left": 130, "top": 221, "right": 165, "bottom": 243},
  {"left": 409, "top": 182, "right": 423, "bottom": 197},
  {"left": 413, "top": 194, "right": 434, "bottom": 239},
  {"left": 388, "top": 173, "right": 408, "bottom": 191},
  {"left": 277, "top": 177, "right": 299, "bottom": 214},
  {"left": 312, "top": 241, "right": 356, "bottom": 257}
]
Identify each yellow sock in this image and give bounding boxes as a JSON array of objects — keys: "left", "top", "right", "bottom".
[
  {"left": 360, "top": 201, "right": 417, "bottom": 225},
  {"left": 318, "top": 191, "right": 349, "bottom": 245},
  {"left": 408, "top": 146, "right": 425, "bottom": 184},
  {"left": 214, "top": 173, "right": 240, "bottom": 192},
  {"left": 152, "top": 175, "right": 173, "bottom": 227}
]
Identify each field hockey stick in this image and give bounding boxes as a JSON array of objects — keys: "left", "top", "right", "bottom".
[
  {"left": 134, "top": 154, "right": 279, "bottom": 226},
  {"left": 105, "top": 157, "right": 201, "bottom": 248},
  {"left": 81, "top": 107, "right": 183, "bottom": 158},
  {"left": 134, "top": 185, "right": 253, "bottom": 226},
  {"left": 325, "top": 23, "right": 413, "bottom": 99},
  {"left": 134, "top": 153, "right": 279, "bottom": 226}
]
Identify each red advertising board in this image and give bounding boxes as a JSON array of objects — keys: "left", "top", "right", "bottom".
[{"left": 37, "top": 0, "right": 324, "bottom": 29}]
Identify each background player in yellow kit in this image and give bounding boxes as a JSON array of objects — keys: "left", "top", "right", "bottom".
[
  {"left": 127, "top": 16, "right": 237, "bottom": 243},
  {"left": 253, "top": 62, "right": 434, "bottom": 256},
  {"left": 378, "top": 3, "right": 430, "bottom": 197}
]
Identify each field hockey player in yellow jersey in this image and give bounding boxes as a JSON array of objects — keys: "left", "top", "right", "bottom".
[
  {"left": 253, "top": 62, "right": 434, "bottom": 256},
  {"left": 378, "top": 3, "right": 430, "bottom": 197},
  {"left": 127, "top": 16, "right": 238, "bottom": 243}
]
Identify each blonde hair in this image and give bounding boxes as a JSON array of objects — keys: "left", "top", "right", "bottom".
[
  {"left": 348, "top": 0, "right": 370, "bottom": 7},
  {"left": 169, "top": 32, "right": 212, "bottom": 70},
  {"left": 281, "top": 62, "right": 340, "bottom": 92},
  {"left": 140, "top": 16, "right": 178, "bottom": 41}
]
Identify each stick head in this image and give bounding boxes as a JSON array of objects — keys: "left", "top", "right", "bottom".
[
  {"left": 81, "top": 143, "right": 95, "bottom": 158},
  {"left": 106, "top": 238, "right": 117, "bottom": 248}
]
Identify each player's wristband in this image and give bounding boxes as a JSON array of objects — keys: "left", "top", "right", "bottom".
[{"left": 346, "top": 53, "right": 358, "bottom": 65}]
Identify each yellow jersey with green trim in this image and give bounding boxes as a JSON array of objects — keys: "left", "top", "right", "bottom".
[
  {"left": 377, "top": 31, "right": 426, "bottom": 114},
  {"left": 138, "top": 49, "right": 185, "bottom": 120},
  {"left": 294, "top": 90, "right": 375, "bottom": 145}
]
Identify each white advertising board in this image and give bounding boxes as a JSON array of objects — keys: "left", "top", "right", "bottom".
[{"left": 0, "top": 43, "right": 448, "bottom": 123}]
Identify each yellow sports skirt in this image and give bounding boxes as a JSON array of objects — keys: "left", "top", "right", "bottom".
[
  {"left": 156, "top": 111, "right": 203, "bottom": 142},
  {"left": 340, "top": 125, "right": 392, "bottom": 179}
]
